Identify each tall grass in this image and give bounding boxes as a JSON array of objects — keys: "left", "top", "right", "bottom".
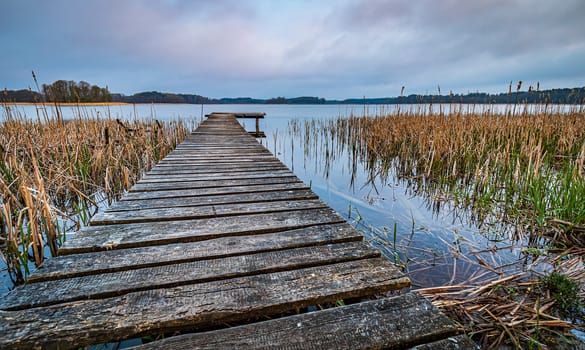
[
  {"left": 290, "top": 108, "right": 585, "bottom": 246},
  {"left": 0, "top": 106, "right": 188, "bottom": 283}
]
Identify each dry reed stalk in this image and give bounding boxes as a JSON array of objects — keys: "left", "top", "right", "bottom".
[
  {"left": 294, "top": 109, "right": 585, "bottom": 247},
  {"left": 417, "top": 252, "right": 584, "bottom": 349},
  {"left": 1, "top": 111, "right": 189, "bottom": 282}
]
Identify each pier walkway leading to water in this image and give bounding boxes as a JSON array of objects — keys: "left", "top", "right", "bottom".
[{"left": 0, "top": 113, "right": 474, "bottom": 349}]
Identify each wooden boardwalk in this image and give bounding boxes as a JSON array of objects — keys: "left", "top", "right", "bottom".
[{"left": 0, "top": 113, "right": 474, "bottom": 349}]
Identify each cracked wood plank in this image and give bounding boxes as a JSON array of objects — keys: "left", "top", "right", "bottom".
[
  {"left": 104, "top": 188, "right": 318, "bottom": 213},
  {"left": 130, "top": 177, "right": 301, "bottom": 192},
  {"left": 106, "top": 188, "right": 315, "bottom": 212},
  {"left": 61, "top": 209, "right": 347, "bottom": 254},
  {"left": 2, "top": 243, "right": 381, "bottom": 311},
  {"left": 157, "top": 155, "right": 274, "bottom": 165},
  {"left": 132, "top": 293, "right": 465, "bottom": 350},
  {"left": 119, "top": 182, "right": 308, "bottom": 202},
  {"left": 147, "top": 162, "right": 285, "bottom": 170},
  {"left": 0, "top": 259, "right": 410, "bottom": 350},
  {"left": 105, "top": 182, "right": 309, "bottom": 212},
  {"left": 140, "top": 166, "right": 289, "bottom": 178},
  {"left": 90, "top": 198, "right": 326, "bottom": 225},
  {"left": 135, "top": 170, "right": 296, "bottom": 183},
  {"left": 153, "top": 157, "right": 280, "bottom": 165},
  {"left": 31, "top": 221, "right": 360, "bottom": 282}
]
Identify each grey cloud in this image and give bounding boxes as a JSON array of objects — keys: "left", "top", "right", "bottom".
[{"left": 1, "top": 0, "right": 584, "bottom": 98}]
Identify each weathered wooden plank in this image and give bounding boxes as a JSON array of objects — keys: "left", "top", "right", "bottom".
[
  {"left": 110, "top": 182, "right": 309, "bottom": 212},
  {"left": 0, "top": 259, "right": 410, "bottom": 350},
  {"left": 131, "top": 293, "right": 462, "bottom": 350},
  {"left": 185, "top": 133, "right": 253, "bottom": 136},
  {"left": 174, "top": 145, "right": 267, "bottom": 150},
  {"left": 107, "top": 189, "right": 316, "bottom": 211},
  {"left": 107, "top": 188, "right": 314, "bottom": 211},
  {"left": 154, "top": 159, "right": 278, "bottom": 166},
  {"left": 172, "top": 141, "right": 261, "bottom": 145},
  {"left": 61, "top": 209, "right": 347, "bottom": 254},
  {"left": 31, "top": 221, "right": 361, "bottom": 282},
  {"left": 165, "top": 148, "right": 264, "bottom": 152},
  {"left": 147, "top": 160, "right": 285, "bottom": 174},
  {"left": 166, "top": 146, "right": 266, "bottom": 150},
  {"left": 157, "top": 156, "right": 273, "bottom": 162},
  {"left": 148, "top": 163, "right": 288, "bottom": 175},
  {"left": 155, "top": 156, "right": 278, "bottom": 165},
  {"left": 159, "top": 151, "right": 273, "bottom": 157},
  {"left": 161, "top": 150, "right": 270, "bottom": 156},
  {"left": 190, "top": 129, "right": 249, "bottom": 133},
  {"left": 153, "top": 158, "right": 280, "bottom": 166},
  {"left": 187, "top": 136, "right": 254, "bottom": 139},
  {"left": 186, "top": 137, "right": 257, "bottom": 140},
  {"left": 152, "top": 154, "right": 275, "bottom": 160},
  {"left": 164, "top": 148, "right": 269, "bottom": 153},
  {"left": 142, "top": 164, "right": 289, "bottom": 177},
  {"left": 121, "top": 182, "right": 308, "bottom": 201},
  {"left": 91, "top": 198, "right": 326, "bottom": 225},
  {"left": 130, "top": 177, "right": 301, "bottom": 192},
  {"left": 2, "top": 243, "right": 381, "bottom": 311},
  {"left": 169, "top": 143, "right": 265, "bottom": 147},
  {"left": 170, "top": 140, "right": 262, "bottom": 145},
  {"left": 136, "top": 170, "right": 295, "bottom": 183},
  {"left": 141, "top": 167, "right": 289, "bottom": 178}
]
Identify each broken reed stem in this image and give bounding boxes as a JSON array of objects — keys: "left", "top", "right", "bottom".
[{"left": 418, "top": 265, "right": 582, "bottom": 349}]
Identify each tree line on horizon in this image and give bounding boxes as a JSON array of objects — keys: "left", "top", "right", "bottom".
[
  {"left": 2, "top": 80, "right": 585, "bottom": 105},
  {"left": 2, "top": 80, "right": 112, "bottom": 103}
]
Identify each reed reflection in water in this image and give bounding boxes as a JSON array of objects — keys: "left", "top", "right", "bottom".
[{"left": 259, "top": 111, "right": 584, "bottom": 289}]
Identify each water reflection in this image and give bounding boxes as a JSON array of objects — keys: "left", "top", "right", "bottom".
[{"left": 260, "top": 116, "right": 561, "bottom": 288}]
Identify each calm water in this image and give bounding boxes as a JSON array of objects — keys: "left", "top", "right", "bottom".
[{"left": 0, "top": 103, "right": 560, "bottom": 294}]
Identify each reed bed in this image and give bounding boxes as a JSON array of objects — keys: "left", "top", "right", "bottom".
[
  {"left": 292, "top": 109, "right": 585, "bottom": 246},
  {"left": 288, "top": 106, "right": 585, "bottom": 348},
  {"left": 0, "top": 107, "right": 188, "bottom": 283}
]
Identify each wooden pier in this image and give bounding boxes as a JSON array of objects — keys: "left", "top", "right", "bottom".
[{"left": 0, "top": 113, "right": 474, "bottom": 349}]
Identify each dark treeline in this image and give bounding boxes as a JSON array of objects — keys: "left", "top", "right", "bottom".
[
  {"left": 110, "top": 88, "right": 585, "bottom": 105},
  {"left": 342, "top": 88, "right": 585, "bottom": 105},
  {"left": 109, "top": 93, "right": 327, "bottom": 104},
  {"left": 43, "top": 80, "right": 112, "bottom": 103},
  {"left": 1, "top": 89, "right": 41, "bottom": 103},
  {"left": 3, "top": 84, "right": 585, "bottom": 105},
  {"left": 1, "top": 80, "right": 112, "bottom": 103}
]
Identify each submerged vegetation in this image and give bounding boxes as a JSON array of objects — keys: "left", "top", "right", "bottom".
[
  {"left": 287, "top": 105, "right": 584, "bottom": 348},
  {"left": 0, "top": 106, "right": 188, "bottom": 283}
]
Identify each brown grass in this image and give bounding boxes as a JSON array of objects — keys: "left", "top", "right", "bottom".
[
  {"left": 0, "top": 110, "right": 188, "bottom": 282},
  {"left": 294, "top": 109, "right": 585, "bottom": 244},
  {"left": 418, "top": 249, "right": 584, "bottom": 349}
]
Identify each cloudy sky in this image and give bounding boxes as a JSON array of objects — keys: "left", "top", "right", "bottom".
[{"left": 1, "top": 0, "right": 584, "bottom": 99}]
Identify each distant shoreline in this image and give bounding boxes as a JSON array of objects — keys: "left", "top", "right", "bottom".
[
  {"left": 2, "top": 102, "right": 129, "bottom": 106},
  {"left": 3, "top": 85, "right": 584, "bottom": 105}
]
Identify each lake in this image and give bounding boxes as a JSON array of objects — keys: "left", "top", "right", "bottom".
[{"left": 0, "top": 103, "right": 562, "bottom": 293}]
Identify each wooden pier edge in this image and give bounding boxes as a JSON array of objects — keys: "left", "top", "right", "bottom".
[
  {"left": 0, "top": 112, "right": 474, "bottom": 349},
  {"left": 131, "top": 292, "right": 476, "bottom": 350}
]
